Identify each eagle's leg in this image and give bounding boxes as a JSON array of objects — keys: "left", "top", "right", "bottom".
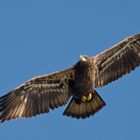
[
  {"left": 64, "top": 76, "right": 92, "bottom": 103},
  {"left": 68, "top": 81, "right": 92, "bottom": 104}
]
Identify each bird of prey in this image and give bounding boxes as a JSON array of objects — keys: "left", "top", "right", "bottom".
[{"left": 0, "top": 33, "right": 140, "bottom": 123}]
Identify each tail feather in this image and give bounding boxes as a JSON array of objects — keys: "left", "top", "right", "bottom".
[{"left": 63, "top": 90, "right": 105, "bottom": 119}]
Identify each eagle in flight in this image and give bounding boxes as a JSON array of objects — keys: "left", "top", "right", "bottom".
[{"left": 0, "top": 33, "right": 140, "bottom": 122}]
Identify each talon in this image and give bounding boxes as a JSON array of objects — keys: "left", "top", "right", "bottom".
[{"left": 87, "top": 93, "right": 92, "bottom": 101}]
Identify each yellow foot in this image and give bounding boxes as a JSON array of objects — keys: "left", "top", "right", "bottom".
[
  {"left": 81, "top": 93, "right": 92, "bottom": 103},
  {"left": 81, "top": 96, "right": 87, "bottom": 102}
]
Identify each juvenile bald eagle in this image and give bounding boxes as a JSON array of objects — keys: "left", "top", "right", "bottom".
[{"left": 0, "top": 33, "right": 140, "bottom": 122}]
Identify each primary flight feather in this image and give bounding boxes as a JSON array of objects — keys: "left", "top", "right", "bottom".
[{"left": 0, "top": 33, "right": 140, "bottom": 122}]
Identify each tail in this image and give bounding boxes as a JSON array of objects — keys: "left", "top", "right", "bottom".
[{"left": 63, "top": 90, "right": 106, "bottom": 119}]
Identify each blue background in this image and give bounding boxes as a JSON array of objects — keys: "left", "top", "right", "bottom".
[{"left": 0, "top": 0, "right": 140, "bottom": 140}]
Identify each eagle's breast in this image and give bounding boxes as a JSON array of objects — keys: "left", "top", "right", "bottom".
[{"left": 73, "top": 60, "right": 94, "bottom": 96}]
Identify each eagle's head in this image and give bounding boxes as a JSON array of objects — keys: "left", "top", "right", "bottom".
[
  {"left": 79, "top": 55, "right": 93, "bottom": 67},
  {"left": 80, "top": 55, "right": 89, "bottom": 62}
]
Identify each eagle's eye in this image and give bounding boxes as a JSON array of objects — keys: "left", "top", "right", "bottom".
[{"left": 80, "top": 55, "right": 87, "bottom": 62}]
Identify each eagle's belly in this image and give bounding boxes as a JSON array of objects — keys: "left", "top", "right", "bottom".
[{"left": 74, "top": 67, "right": 94, "bottom": 97}]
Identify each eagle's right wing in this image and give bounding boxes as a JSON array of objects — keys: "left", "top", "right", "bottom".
[
  {"left": 94, "top": 33, "right": 140, "bottom": 88},
  {"left": 0, "top": 67, "right": 74, "bottom": 122}
]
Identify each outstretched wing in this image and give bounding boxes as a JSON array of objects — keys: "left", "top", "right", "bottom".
[
  {"left": 0, "top": 67, "right": 74, "bottom": 122},
  {"left": 94, "top": 33, "right": 140, "bottom": 87}
]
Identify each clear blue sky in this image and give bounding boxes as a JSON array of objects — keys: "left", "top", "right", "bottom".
[{"left": 0, "top": 0, "right": 140, "bottom": 140}]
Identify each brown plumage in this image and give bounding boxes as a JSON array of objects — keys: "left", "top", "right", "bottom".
[{"left": 0, "top": 33, "right": 140, "bottom": 122}]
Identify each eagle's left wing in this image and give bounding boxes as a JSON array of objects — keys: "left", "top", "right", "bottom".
[
  {"left": 93, "top": 33, "right": 140, "bottom": 88},
  {"left": 0, "top": 67, "right": 74, "bottom": 122}
]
